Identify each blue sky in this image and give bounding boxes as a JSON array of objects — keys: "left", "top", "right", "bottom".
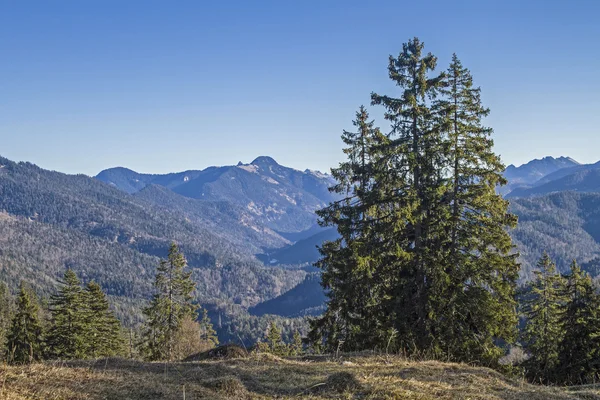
[{"left": 1, "top": 0, "right": 598, "bottom": 175}]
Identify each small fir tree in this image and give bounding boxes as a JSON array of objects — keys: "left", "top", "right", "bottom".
[
  {"left": 47, "top": 270, "right": 88, "bottom": 359},
  {"left": 199, "top": 308, "right": 219, "bottom": 348},
  {"left": 556, "top": 261, "right": 600, "bottom": 384},
  {"left": 522, "top": 253, "right": 567, "bottom": 383},
  {"left": 0, "top": 282, "right": 13, "bottom": 355},
  {"left": 83, "top": 281, "right": 124, "bottom": 358},
  {"left": 6, "top": 283, "right": 44, "bottom": 363},
  {"left": 266, "top": 321, "right": 285, "bottom": 355},
  {"left": 289, "top": 330, "right": 303, "bottom": 356},
  {"left": 141, "top": 242, "right": 197, "bottom": 361}
]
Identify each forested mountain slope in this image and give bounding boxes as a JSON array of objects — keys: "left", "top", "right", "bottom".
[
  {"left": 249, "top": 273, "right": 326, "bottom": 317},
  {"left": 510, "top": 191, "right": 600, "bottom": 280},
  {"left": 0, "top": 156, "right": 304, "bottom": 321},
  {"left": 508, "top": 165, "right": 600, "bottom": 198}
]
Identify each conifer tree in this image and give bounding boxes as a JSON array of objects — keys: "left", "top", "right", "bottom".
[
  {"left": 141, "top": 242, "right": 197, "bottom": 361},
  {"left": 370, "top": 37, "right": 446, "bottom": 350},
  {"left": 266, "top": 321, "right": 285, "bottom": 355},
  {"left": 83, "top": 282, "right": 124, "bottom": 358},
  {"left": 522, "top": 253, "right": 566, "bottom": 382},
  {"left": 308, "top": 106, "right": 388, "bottom": 351},
  {"left": 47, "top": 270, "right": 88, "bottom": 359},
  {"left": 311, "top": 39, "right": 519, "bottom": 364},
  {"left": 6, "top": 283, "right": 44, "bottom": 363},
  {"left": 0, "top": 282, "right": 13, "bottom": 354},
  {"left": 556, "top": 261, "right": 600, "bottom": 384},
  {"left": 199, "top": 308, "right": 218, "bottom": 348},
  {"left": 289, "top": 330, "right": 303, "bottom": 356},
  {"left": 431, "top": 54, "right": 519, "bottom": 363}
]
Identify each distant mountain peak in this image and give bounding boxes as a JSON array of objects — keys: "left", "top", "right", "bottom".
[
  {"left": 251, "top": 156, "right": 279, "bottom": 166},
  {"left": 304, "top": 169, "right": 330, "bottom": 179},
  {"left": 507, "top": 156, "right": 579, "bottom": 170}
]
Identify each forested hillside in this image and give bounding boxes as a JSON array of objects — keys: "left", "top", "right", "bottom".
[
  {"left": 511, "top": 191, "right": 600, "bottom": 279},
  {"left": 508, "top": 167, "right": 600, "bottom": 198},
  {"left": 0, "top": 157, "right": 305, "bottom": 328},
  {"left": 5, "top": 148, "right": 600, "bottom": 341}
]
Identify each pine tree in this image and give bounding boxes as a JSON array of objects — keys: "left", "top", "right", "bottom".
[
  {"left": 141, "top": 242, "right": 197, "bottom": 361},
  {"left": 47, "top": 270, "right": 88, "bottom": 359},
  {"left": 6, "top": 283, "right": 44, "bottom": 363},
  {"left": 83, "top": 282, "right": 124, "bottom": 358},
  {"left": 199, "top": 308, "right": 218, "bottom": 348},
  {"left": 556, "top": 260, "right": 600, "bottom": 384},
  {"left": 430, "top": 54, "right": 519, "bottom": 363},
  {"left": 522, "top": 253, "right": 566, "bottom": 383}
]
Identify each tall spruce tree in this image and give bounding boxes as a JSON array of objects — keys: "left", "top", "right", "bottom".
[
  {"left": 556, "top": 261, "right": 600, "bottom": 384},
  {"left": 47, "top": 270, "right": 88, "bottom": 359},
  {"left": 6, "top": 283, "right": 44, "bottom": 363},
  {"left": 83, "top": 282, "right": 124, "bottom": 358},
  {"left": 311, "top": 39, "right": 519, "bottom": 363},
  {"left": 308, "top": 106, "right": 388, "bottom": 351},
  {"left": 370, "top": 37, "right": 446, "bottom": 350},
  {"left": 141, "top": 242, "right": 197, "bottom": 361},
  {"left": 522, "top": 253, "right": 566, "bottom": 383},
  {"left": 431, "top": 54, "right": 519, "bottom": 363}
]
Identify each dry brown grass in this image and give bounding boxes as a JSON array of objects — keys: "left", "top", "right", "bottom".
[{"left": 1, "top": 353, "right": 600, "bottom": 399}]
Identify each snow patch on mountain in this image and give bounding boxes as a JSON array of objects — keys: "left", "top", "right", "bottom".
[
  {"left": 262, "top": 176, "right": 279, "bottom": 185},
  {"left": 238, "top": 164, "right": 259, "bottom": 174}
]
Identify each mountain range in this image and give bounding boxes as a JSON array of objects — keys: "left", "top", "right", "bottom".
[
  {"left": 3, "top": 153, "right": 600, "bottom": 328},
  {"left": 97, "top": 156, "right": 338, "bottom": 234},
  {"left": 500, "top": 156, "right": 580, "bottom": 195}
]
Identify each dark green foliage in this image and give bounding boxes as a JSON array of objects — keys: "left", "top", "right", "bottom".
[
  {"left": 290, "top": 330, "right": 304, "bottom": 356},
  {"left": 265, "top": 320, "right": 286, "bottom": 355},
  {"left": 0, "top": 281, "right": 13, "bottom": 353},
  {"left": 141, "top": 243, "right": 198, "bottom": 361},
  {"left": 47, "top": 270, "right": 89, "bottom": 359},
  {"left": 83, "top": 282, "right": 125, "bottom": 358},
  {"left": 309, "top": 105, "right": 387, "bottom": 351},
  {"left": 521, "top": 253, "right": 566, "bottom": 382},
  {"left": 309, "top": 38, "right": 519, "bottom": 365},
  {"left": 6, "top": 283, "right": 44, "bottom": 363},
  {"left": 45, "top": 270, "right": 123, "bottom": 360},
  {"left": 430, "top": 54, "right": 519, "bottom": 364},
  {"left": 208, "top": 302, "right": 308, "bottom": 347},
  {"left": 556, "top": 261, "right": 600, "bottom": 384}
]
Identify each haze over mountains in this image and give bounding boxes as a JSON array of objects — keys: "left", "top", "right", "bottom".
[{"left": 3, "top": 153, "right": 600, "bottom": 328}]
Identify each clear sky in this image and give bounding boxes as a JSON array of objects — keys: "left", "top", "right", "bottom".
[{"left": 1, "top": 0, "right": 599, "bottom": 176}]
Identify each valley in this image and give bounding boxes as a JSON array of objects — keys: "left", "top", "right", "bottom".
[{"left": 2, "top": 154, "right": 600, "bottom": 334}]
